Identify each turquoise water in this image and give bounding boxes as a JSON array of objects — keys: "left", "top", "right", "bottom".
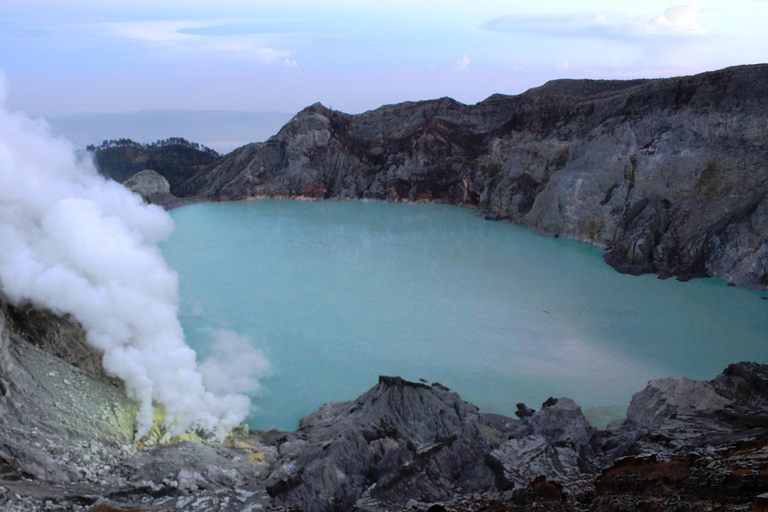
[{"left": 160, "top": 200, "right": 768, "bottom": 430}]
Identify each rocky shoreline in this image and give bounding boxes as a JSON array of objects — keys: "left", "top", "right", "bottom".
[
  {"left": 133, "top": 64, "right": 767, "bottom": 290},
  {"left": 3, "top": 300, "right": 768, "bottom": 511}
]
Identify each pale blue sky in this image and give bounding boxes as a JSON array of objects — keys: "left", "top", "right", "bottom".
[{"left": 2, "top": 0, "right": 767, "bottom": 116}]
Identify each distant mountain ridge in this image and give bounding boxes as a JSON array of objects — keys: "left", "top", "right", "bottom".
[
  {"left": 176, "top": 64, "right": 768, "bottom": 290},
  {"left": 48, "top": 109, "right": 293, "bottom": 154},
  {"left": 89, "top": 138, "right": 220, "bottom": 195}
]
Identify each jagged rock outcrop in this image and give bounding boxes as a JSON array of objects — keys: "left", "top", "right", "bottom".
[
  {"left": 607, "top": 362, "right": 768, "bottom": 454},
  {"left": 265, "top": 376, "right": 598, "bottom": 512},
  {"left": 0, "top": 299, "right": 276, "bottom": 511},
  {"left": 590, "top": 362, "right": 768, "bottom": 512},
  {"left": 121, "top": 169, "right": 195, "bottom": 209},
  {"left": 4, "top": 298, "right": 768, "bottom": 511},
  {"left": 261, "top": 363, "right": 768, "bottom": 512},
  {"left": 179, "top": 64, "right": 768, "bottom": 289},
  {"left": 404, "top": 363, "right": 768, "bottom": 512}
]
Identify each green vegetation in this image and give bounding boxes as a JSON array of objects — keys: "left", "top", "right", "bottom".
[
  {"left": 86, "top": 137, "right": 220, "bottom": 158},
  {"left": 87, "top": 137, "right": 221, "bottom": 195}
]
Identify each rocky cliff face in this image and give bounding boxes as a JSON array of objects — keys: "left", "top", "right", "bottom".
[
  {"left": 258, "top": 363, "right": 768, "bottom": 512},
  {"left": 0, "top": 300, "right": 137, "bottom": 487},
  {"left": 179, "top": 64, "right": 768, "bottom": 289},
  {"left": 265, "top": 377, "right": 598, "bottom": 512},
  {"left": 0, "top": 300, "right": 275, "bottom": 511},
  {"left": 3, "top": 298, "right": 768, "bottom": 512}
]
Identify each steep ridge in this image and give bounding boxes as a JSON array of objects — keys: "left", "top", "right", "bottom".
[
  {"left": 261, "top": 365, "right": 768, "bottom": 511},
  {"left": 179, "top": 64, "right": 768, "bottom": 289},
  {"left": 265, "top": 377, "right": 598, "bottom": 511}
]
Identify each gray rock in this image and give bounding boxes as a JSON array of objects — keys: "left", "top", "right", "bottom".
[
  {"left": 526, "top": 398, "right": 596, "bottom": 447},
  {"left": 602, "top": 362, "right": 768, "bottom": 461},
  {"left": 264, "top": 377, "right": 600, "bottom": 512},
  {"left": 514, "top": 403, "right": 534, "bottom": 419},
  {"left": 122, "top": 169, "right": 171, "bottom": 196},
  {"left": 489, "top": 435, "right": 583, "bottom": 490},
  {"left": 179, "top": 64, "right": 768, "bottom": 289},
  {"left": 2, "top": 302, "right": 107, "bottom": 379},
  {"left": 5, "top": 299, "right": 768, "bottom": 511},
  {"left": 121, "top": 169, "right": 200, "bottom": 209},
  {"left": 265, "top": 376, "right": 499, "bottom": 511},
  {"left": 123, "top": 441, "right": 261, "bottom": 490},
  {"left": 488, "top": 398, "right": 597, "bottom": 491}
]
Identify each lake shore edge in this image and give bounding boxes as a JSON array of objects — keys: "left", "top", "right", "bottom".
[{"left": 3, "top": 299, "right": 768, "bottom": 511}]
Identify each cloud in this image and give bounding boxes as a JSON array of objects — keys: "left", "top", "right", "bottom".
[
  {"left": 199, "top": 330, "right": 272, "bottom": 398},
  {"left": 101, "top": 19, "right": 209, "bottom": 42},
  {"left": 455, "top": 54, "right": 471, "bottom": 71},
  {"left": 284, "top": 58, "right": 299, "bottom": 68},
  {"left": 0, "top": 74, "right": 262, "bottom": 439},
  {"left": 483, "top": 5, "right": 707, "bottom": 42},
  {"left": 99, "top": 19, "right": 294, "bottom": 64}
]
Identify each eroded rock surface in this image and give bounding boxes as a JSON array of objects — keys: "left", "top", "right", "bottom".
[
  {"left": 121, "top": 170, "right": 198, "bottom": 209},
  {"left": 3, "top": 300, "right": 768, "bottom": 511},
  {"left": 179, "top": 64, "right": 768, "bottom": 289},
  {"left": 0, "top": 301, "right": 273, "bottom": 511},
  {"left": 123, "top": 169, "right": 171, "bottom": 196},
  {"left": 264, "top": 377, "right": 598, "bottom": 512}
]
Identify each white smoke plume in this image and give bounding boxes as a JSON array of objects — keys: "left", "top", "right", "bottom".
[
  {"left": 0, "top": 75, "right": 257, "bottom": 439},
  {"left": 199, "top": 330, "right": 271, "bottom": 397}
]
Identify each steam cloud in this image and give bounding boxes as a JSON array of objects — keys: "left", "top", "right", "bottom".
[
  {"left": 0, "top": 76, "right": 263, "bottom": 439},
  {"left": 199, "top": 330, "right": 271, "bottom": 396}
]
